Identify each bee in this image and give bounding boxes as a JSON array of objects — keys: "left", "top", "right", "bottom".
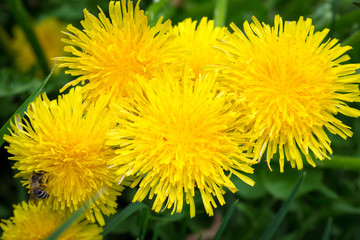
[{"left": 29, "top": 171, "right": 49, "bottom": 205}]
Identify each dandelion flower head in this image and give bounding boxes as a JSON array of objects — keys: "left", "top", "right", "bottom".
[
  {"left": 4, "top": 87, "right": 125, "bottom": 226},
  {"left": 59, "top": 0, "right": 179, "bottom": 104},
  {"left": 218, "top": 15, "right": 360, "bottom": 171},
  {"left": 4, "top": 17, "right": 65, "bottom": 73},
  {"left": 0, "top": 201, "right": 103, "bottom": 240},
  {"left": 172, "top": 17, "right": 227, "bottom": 75},
  {"left": 106, "top": 67, "right": 255, "bottom": 217}
]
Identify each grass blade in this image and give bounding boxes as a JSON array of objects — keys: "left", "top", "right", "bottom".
[
  {"left": 214, "top": 0, "right": 228, "bottom": 27},
  {"left": 322, "top": 218, "right": 332, "bottom": 240},
  {"left": 6, "top": 0, "right": 50, "bottom": 75},
  {"left": 0, "top": 63, "right": 54, "bottom": 147},
  {"left": 178, "top": 217, "right": 188, "bottom": 240},
  {"left": 139, "top": 207, "right": 150, "bottom": 240},
  {"left": 259, "top": 172, "right": 306, "bottom": 240},
  {"left": 213, "top": 200, "right": 238, "bottom": 240},
  {"left": 152, "top": 224, "right": 159, "bottom": 240},
  {"left": 46, "top": 187, "right": 104, "bottom": 240},
  {"left": 46, "top": 205, "right": 89, "bottom": 240},
  {"left": 102, "top": 202, "right": 148, "bottom": 237}
]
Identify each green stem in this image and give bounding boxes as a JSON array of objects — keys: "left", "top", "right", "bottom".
[
  {"left": 315, "top": 155, "right": 360, "bottom": 171},
  {"left": 6, "top": 0, "right": 50, "bottom": 75},
  {"left": 214, "top": 0, "right": 228, "bottom": 27}
]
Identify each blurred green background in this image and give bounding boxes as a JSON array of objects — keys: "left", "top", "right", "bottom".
[{"left": 1, "top": 0, "right": 360, "bottom": 239}]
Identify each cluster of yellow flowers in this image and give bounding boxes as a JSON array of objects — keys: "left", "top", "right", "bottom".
[
  {"left": 2, "top": 0, "right": 360, "bottom": 238},
  {"left": 0, "top": 17, "right": 65, "bottom": 73}
]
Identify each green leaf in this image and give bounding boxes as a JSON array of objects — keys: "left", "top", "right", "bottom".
[
  {"left": 214, "top": 0, "right": 228, "bottom": 27},
  {"left": 0, "top": 204, "right": 11, "bottom": 219},
  {"left": 0, "top": 64, "right": 54, "bottom": 147},
  {"left": 332, "top": 9, "right": 360, "bottom": 37},
  {"left": 102, "top": 202, "right": 148, "bottom": 237},
  {"left": 233, "top": 171, "right": 267, "bottom": 200},
  {"left": 213, "top": 200, "right": 237, "bottom": 240},
  {"left": 226, "top": 0, "right": 268, "bottom": 28},
  {"left": 261, "top": 167, "right": 334, "bottom": 200},
  {"left": 331, "top": 200, "right": 360, "bottom": 214},
  {"left": 322, "top": 218, "right": 332, "bottom": 240},
  {"left": 259, "top": 172, "right": 306, "bottom": 240},
  {"left": 146, "top": 0, "right": 174, "bottom": 27},
  {"left": 0, "top": 68, "right": 40, "bottom": 98},
  {"left": 149, "top": 212, "right": 186, "bottom": 240},
  {"left": 149, "top": 212, "right": 185, "bottom": 223}
]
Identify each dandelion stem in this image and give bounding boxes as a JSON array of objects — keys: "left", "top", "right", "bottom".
[
  {"left": 6, "top": 0, "right": 50, "bottom": 75},
  {"left": 315, "top": 155, "right": 360, "bottom": 171},
  {"left": 214, "top": 0, "right": 228, "bottom": 27}
]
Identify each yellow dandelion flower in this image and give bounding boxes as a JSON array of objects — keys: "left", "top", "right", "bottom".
[
  {"left": 218, "top": 15, "right": 360, "bottom": 171},
  {"left": 0, "top": 201, "right": 102, "bottom": 240},
  {"left": 4, "top": 87, "right": 125, "bottom": 226},
  {"left": 106, "top": 67, "right": 254, "bottom": 218},
  {"left": 58, "top": 0, "right": 179, "bottom": 104},
  {"left": 172, "top": 17, "right": 227, "bottom": 75},
  {"left": 4, "top": 17, "right": 65, "bottom": 73}
]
